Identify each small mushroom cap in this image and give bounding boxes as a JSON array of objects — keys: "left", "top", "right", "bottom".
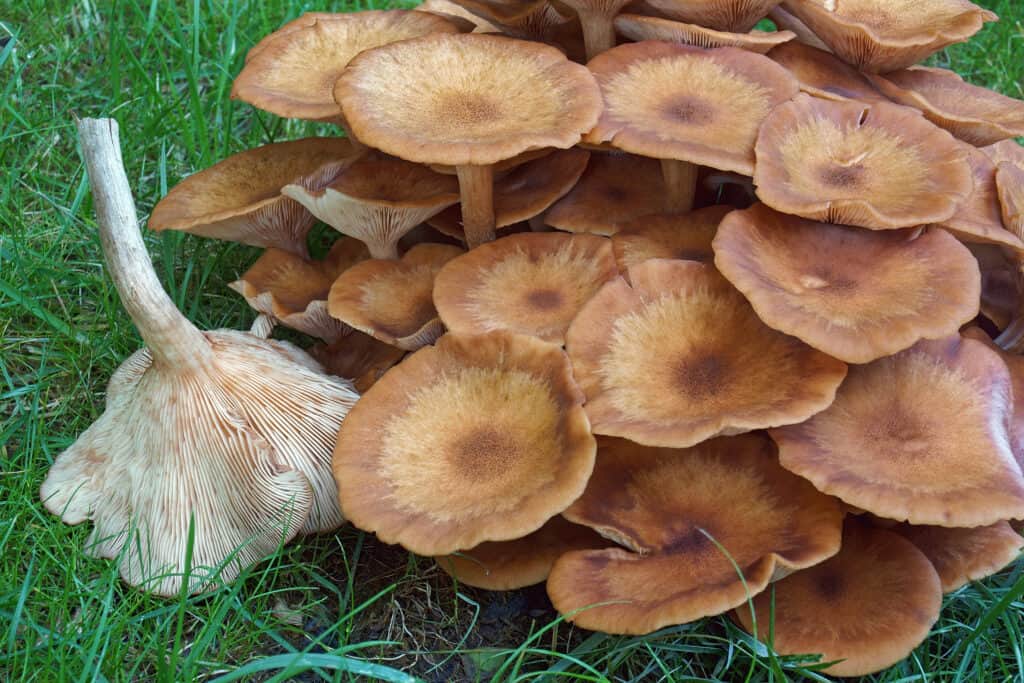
[
  {"left": 148, "top": 138, "right": 357, "bottom": 255},
  {"left": 734, "top": 520, "right": 943, "bottom": 677},
  {"left": 546, "top": 434, "right": 843, "bottom": 635},
  {"left": 866, "top": 67, "right": 1024, "bottom": 146},
  {"left": 436, "top": 516, "right": 608, "bottom": 590},
  {"left": 712, "top": 204, "right": 981, "bottom": 363},
  {"left": 447, "top": 0, "right": 575, "bottom": 41},
  {"left": 232, "top": 11, "right": 464, "bottom": 121},
  {"left": 940, "top": 145, "right": 1024, "bottom": 252},
  {"left": 893, "top": 522, "right": 1023, "bottom": 593},
  {"left": 335, "top": 33, "right": 602, "bottom": 167},
  {"left": 997, "top": 162, "right": 1024, "bottom": 242},
  {"left": 962, "top": 326, "right": 1024, "bottom": 470},
  {"left": 771, "top": 335, "right": 1024, "bottom": 527},
  {"left": 639, "top": 0, "right": 782, "bottom": 32},
  {"left": 611, "top": 205, "right": 731, "bottom": 272},
  {"left": 766, "top": 41, "right": 887, "bottom": 103},
  {"left": 614, "top": 14, "right": 795, "bottom": 53},
  {"left": 545, "top": 152, "right": 667, "bottom": 235},
  {"left": 308, "top": 330, "right": 407, "bottom": 393},
  {"left": 327, "top": 243, "right": 464, "bottom": 351},
  {"left": 754, "top": 94, "right": 974, "bottom": 230},
  {"left": 780, "top": 0, "right": 997, "bottom": 73},
  {"left": 433, "top": 232, "right": 618, "bottom": 344},
  {"left": 333, "top": 331, "right": 596, "bottom": 556},
  {"left": 586, "top": 42, "right": 799, "bottom": 175},
  {"left": 565, "top": 259, "right": 847, "bottom": 448}
]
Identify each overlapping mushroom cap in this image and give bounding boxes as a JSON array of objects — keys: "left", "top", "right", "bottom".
[
  {"left": 712, "top": 204, "right": 981, "bottom": 363},
  {"left": 640, "top": 0, "right": 782, "bottom": 32},
  {"left": 939, "top": 145, "right": 1024, "bottom": 252},
  {"left": 612, "top": 205, "right": 731, "bottom": 272},
  {"left": 771, "top": 335, "right": 1024, "bottom": 527},
  {"left": 308, "top": 331, "right": 407, "bottom": 393},
  {"left": 566, "top": 259, "right": 847, "bottom": 447},
  {"left": 754, "top": 94, "right": 973, "bottom": 229},
  {"left": 613, "top": 14, "right": 795, "bottom": 53},
  {"left": 893, "top": 522, "right": 1023, "bottom": 593},
  {"left": 766, "top": 41, "right": 887, "bottom": 102},
  {"left": 333, "top": 331, "right": 596, "bottom": 555},
  {"left": 546, "top": 434, "right": 843, "bottom": 635}
]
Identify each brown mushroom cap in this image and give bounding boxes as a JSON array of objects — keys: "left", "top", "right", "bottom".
[
  {"left": 866, "top": 67, "right": 1024, "bottom": 146},
  {"left": 639, "top": 0, "right": 782, "bottom": 32},
  {"left": 614, "top": 14, "right": 795, "bottom": 53},
  {"left": 565, "top": 259, "right": 847, "bottom": 447},
  {"left": 333, "top": 331, "right": 595, "bottom": 555},
  {"left": 754, "top": 94, "right": 973, "bottom": 230},
  {"left": 586, "top": 42, "right": 799, "bottom": 175},
  {"left": 712, "top": 204, "right": 981, "bottom": 363},
  {"left": 780, "top": 0, "right": 997, "bottom": 73},
  {"left": 546, "top": 434, "right": 843, "bottom": 635},
  {"left": 327, "top": 243, "right": 463, "bottom": 351},
  {"left": 148, "top": 138, "right": 357, "bottom": 256},
  {"left": 611, "top": 205, "right": 731, "bottom": 272},
  {"left": 766, "top": 41, "right": 887, "bottom": 102},
  {"left": 734, "top": 520, "right": 943, "bottom": 677},
  {"left": 997, "top": 162, "right": 1024, "bottom": 242},
  {"left": 893, "top": 522, "right": 1023, "bottom": 593},
  {"left": 433, "top": 232, "right": 618, "bottom": 344},
  {"left": 308, "top": 330, "right": 407, "bottom": 393},
  {"left": 545, "top": 152, "right": 667, "bottom": 235},
  {"left": 436, "top": 516, "right": 608, "bottom": 590},
  {"left": 232, "top": 11, "right": 464, "bottom": 122},
  {"left": 771, "top": 335, "right": 1024, "bottom": 527},
  {"left": 415, "top": 0, "right": 492, "bottom": 32},
  {"left": 961, "top": 326, "right": 1024, "bottom": 470},
  {"left": 766, "top": 5, "right": 831, "bottom": 51},
  {"left": 940, "top": 145, "right": 1024, "bottom": 252},
  {"left": 447, "top": 0, "right": 575, "bottom": 41},
  {"left": 983, "top": 139, "right": 1024, "bottom": 169}
]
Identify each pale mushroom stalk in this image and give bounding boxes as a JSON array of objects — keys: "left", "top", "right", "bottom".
[
  {"left": 578, "top": 10, "right": 617, "bottom": 60},
  {"left": 456, "top": 163, "right": 497, "bottom": 248},
  {"left": 660, "top": 159, "right": 698, "bottom": 213}
]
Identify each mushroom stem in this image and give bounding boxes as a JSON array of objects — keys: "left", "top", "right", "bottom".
[
  {"left": 579, "top": 11, "right": 617, "bottom": 61},
  {"left": 367, "top": 240, "right": 401, "bottom": 260},
  {"left": 77, "top": 118, "right": 213, "bottom": 370},
  {"left": 995, "top": 317, "right": 1024, "bottom": 353},
  {"left": 660, "top": 159, "right": 698, "bottom": 213},
  {"left": 456, "top": 164, "right": 496, "bottom": 249},
  {"left": 250, "top": 313, "right": 277, "bottom": 339}
]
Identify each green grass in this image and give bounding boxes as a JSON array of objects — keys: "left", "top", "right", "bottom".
[{"left": 2, "top": 1, "right": 1023, "bottom": 680}]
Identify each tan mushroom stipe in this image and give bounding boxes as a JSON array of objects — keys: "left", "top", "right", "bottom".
[
  {"left": 866, "top": 67, "right": 1024, "bottom": 146},
  {"left": 586, "top": 42, "right": 799, "bottom": 212},
  {"left": 417, "top": 0, "right": 502, "bottom": 32},
  {"left": 712, "top": 204, "right": 981, "bottom": 363},
  {"left": 328, "top": 243, "right": 464, "bottom": 351},
  {"left": 545, "top": 152, "right": 667, "bottom": 235},
  {"left": 556, "top": 0, "right": 633, "bottom": 59},
  {"left": 41, "top": 120, "right": 361, "bottom": 595},
  {"left": 433, "top": 232, "right": 618, "bottom": 344},
  {"left": 565, "top": 259, "right": 847, "bottom": 447},
  {"left": 611, "top": 205, "right": 731, "bottom": 273},
  {"left": 282, "top": 153, "right": 461, "bottom": 259},
  {"left": 335, "top": 33, "right": 602, "bottom": 248},
  {"left": 771, "top": 335, "right": 1024, "bottom": 527},
  {"left": 893, "top": 522, "right": 1023, "bottom": 593},
  {"left": 780, "top": 0, "right": 997, "bottom": 73},
  {"left": 229, "top": 239, "right": 369, "bottom": 342},
  {"left": 333, "top": 331, "right": 595, "bottom": 556},
  {"left": 754, "top": 94, "right": 973, "bottom": 230},
  {"left": 939, "top": 145, "right": 1024, "bottom": 252},
  {"left": 614, "top": 14, "right": 795, "bottom": 54},
  {"left": 734, "top": 521, "right": 942, "bottom": 677},
  {"left": 435, "top": 516, "right": 608, "bottom": 590},
  {"left": 640, "top": 0, "right": 782, "bottom": 32},
  {"left": 547, "top": 434, "right": 843, "bottom": 635},
  {"left": 766, "top": 41, "right": 887, "bottom": 103},
  {"left": 232, "top": 11, "right": 464, "bottom": 123},
  {"left": 308, "top": 331, "right": 407, "bottom": 394},
  {"left": 148, "top": 138, "right": 357, "bottom": 257}
]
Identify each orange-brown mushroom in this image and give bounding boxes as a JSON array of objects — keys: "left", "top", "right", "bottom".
[
  {"left": 754, "top": 94, "right": 973, "bottom": 229},
  {"left": 893, "top": 522, "right": 1023, "bottom": 593},
  {"left": 640, "top": 0, "right": 782, "bottom": 32},
  {"left": 614, "top": 14, "right": 795, "bottom": 52},
  {"left": 997, "top": 162, "right": 1024, "bottom": 242},
  {"left": 712, "top": 204, "right": 981, "bottom": 363},
  {"left": 771, "top": 335, "right": 1024, "bottom": 527},
  {"left": 766, "top": 5, "right": 831, "bottom": 50},
  {"left": 547, "top": 434, "right": 843, "bottom": 635},
  {"left": 307, "top": 331, "right": 407, "bottom": 393},
  {"left": 333, "top": 331, "right": 595, "bottom": 555},
  {"left": 565, "top": 259, "right": 847, "bottom": 447},
  {"left": 433, "top": 232, "right": 618, "bottom": 344},
  {"left": 766, "top": 40, "right": 887, "bottom": 102},
  {"left": 611, "top": 205, "right": 731, "bottom": 273},
  {"left": 939, "top": 145, "right": 1024, "bottom": 252},
  {"left": 447, "top": 0, "right": 576, "bottom": 43}
]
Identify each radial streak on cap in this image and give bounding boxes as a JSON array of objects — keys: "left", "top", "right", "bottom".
[
  {"left": 614, "top": 14, "right": 795, "bottom": 54},
  {"left": 734, "top": 521, "right": 942, "bottom": 677},
  {"left": 754, "top": 94, "right": 973, "bottom": 230},
  {"left": 586, "top": 42, "right": 799, "bottom": 212},
  {"left": 780, "top": 0, "right": 997, "bottom": 73},
  {"left": 640, "top": 0, "right": 782, "bottom": 32},
  {"left": 766, "top": 41, "right": 887, "bottom": 103},
  {"left": 612, "top": 205, "right": 731, "bottom": 274},
  {"left": 565, "top": 259, "right": 847, "bottom": 447},
  {"left": 893, "top": 521, "right": 1023, "bottom": 593},
  {"left": 333, "top": 331, "right": 596, "bottom": 555},
  {"left": 712, "top": 204, "right": 981, "bottom": 363},
  {"left": 939, "top": 145, "right": 1024, "bottom": 252},
  {"left": 546, "top": 434, "right": 843, "bottom": 635},
  {"left": 148, "top": 138, "right": 357, "bottom": 257},
  {"left": 771, "top": 335, "right": 1024, "bottom": 527},
  {"left": 335, "top": 33, "right": 601, "bottom": 249}
]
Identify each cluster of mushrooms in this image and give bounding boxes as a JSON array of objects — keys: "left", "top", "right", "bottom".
[{"left": 45, "top": 0, "right": 1024, "bottom": 676}]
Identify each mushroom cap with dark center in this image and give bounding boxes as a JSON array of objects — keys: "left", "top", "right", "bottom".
[
  {"left": 232, "top": 11, "right": 464, "bottom": 121},
  {"left": 546, "top": 434, "right": 843, "bottom": 635},
  {"left": 712, "top": 204, "right": 981, "bottom": 363},
  {"left": 771, "top": 335, "right": 1024, "bottom": 527},
  {"left": 612, "top": 205, "right": 731, "bottom": 272},
  {"left": 433, "top": 231, "right": 618, "bottom": 344},
  {"left": 565, "top": 259, "right": 847, "bottom": 447},
  {"left": 893, "top": 521, "right": 1023, "bottom": 593},
  {"left": 733, "top": 520, "right": 943, "bottom": 677},
  {"left": 754, "top": 94, "right": 973, "bottom": 230},
  {"left": 614, "top": 14, "right": 795, "bottom": 53},
  {"left": 333, "top": 331, "right": 595, "bottom": 555},
  {"left": 639, "top": 0, "right": 782, "bottom": 32},
  {"left": 939, "top": 145, "right": 1024, "bottom": 252},
  {"left": 586, "top": 42, "right": 799, "bottom": 175},
  {"left": 335, "top": 33, "right": 602, "bottom": 167},
  {"left": 766, "top": 41, "right": 887, "bottom": 103}
]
